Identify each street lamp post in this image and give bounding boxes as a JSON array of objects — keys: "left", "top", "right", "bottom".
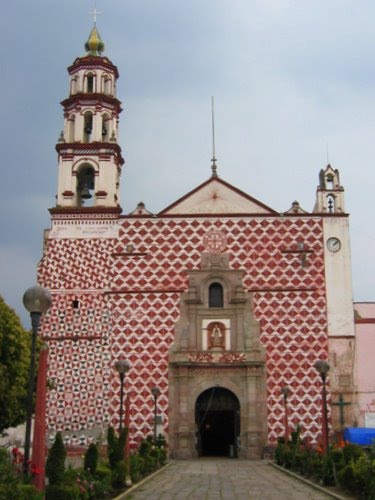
[
  {"left": 114, "top": 359, "right": 131, "bottom": 433},
  {"left": 314, "top": 359, "right": 330, "bottom": 455},
  {"left": 22, "top": 286, "right": 52, "bottom": 477},
  {"left": 151, "top": 387, "right": 161, "bottom": 444},
  {"left": 281, "top": 386, "right": 292, "bottom": 443}
]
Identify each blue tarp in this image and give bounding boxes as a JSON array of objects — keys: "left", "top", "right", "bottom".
[{"left": 343, "top": 427, "right": 375, "bottom": 446}]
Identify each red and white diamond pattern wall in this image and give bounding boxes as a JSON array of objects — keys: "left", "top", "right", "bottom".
[{"left": 39, "top": 214, "right": 328, "bottom": 446}]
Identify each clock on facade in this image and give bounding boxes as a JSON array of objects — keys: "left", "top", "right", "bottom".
[{"left": 327, "top": 237, "right": 341, "bottom": 253}]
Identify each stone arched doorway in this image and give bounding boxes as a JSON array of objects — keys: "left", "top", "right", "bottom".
[{"left": 195, "top": 387, "right": 240, "bottom": 457}]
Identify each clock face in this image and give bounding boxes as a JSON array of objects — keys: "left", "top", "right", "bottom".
[{"left": 327, "top": 237, "right": 341, "bottom": 253}]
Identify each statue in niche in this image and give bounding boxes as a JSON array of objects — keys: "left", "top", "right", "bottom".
[{"left": 208, "top": 322, "right": 225, "bottom": 349}]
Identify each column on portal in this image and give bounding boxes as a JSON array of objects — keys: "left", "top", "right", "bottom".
[{"left": 244, "top": 365, "right": 265, "bottom": 459}]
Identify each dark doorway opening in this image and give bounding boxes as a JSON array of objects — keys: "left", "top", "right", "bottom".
[{"left": 196, "top": 387, "right": 240, "bottom": 457}]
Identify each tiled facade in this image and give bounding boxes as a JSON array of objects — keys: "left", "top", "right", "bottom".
[{"left": 39, "top": 212, "right": 329, "bottom": 449}]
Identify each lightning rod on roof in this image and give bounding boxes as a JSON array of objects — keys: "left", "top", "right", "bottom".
[{"left": 211, "top": 96, "right": 218, "bottom": 178}]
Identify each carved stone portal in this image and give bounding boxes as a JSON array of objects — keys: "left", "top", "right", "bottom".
[{"left": 168, "top": 253, "right": 266, "bottom": 459}]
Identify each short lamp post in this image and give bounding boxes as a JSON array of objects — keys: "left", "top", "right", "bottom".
[
  {"left": 22, "top": 286, "right": 52, "bottom": 477},
  {"left": 281, "top": 386, "right": 292, "bottom": 443},
  {"left": 151, "top": 387, "right": 161, "bottom": 444},
  {"left": 114, "top": 359, "right": 131, "bottom": 433},
  {"left": 314, "top": 359, "right": 330, "bottom": 455}
]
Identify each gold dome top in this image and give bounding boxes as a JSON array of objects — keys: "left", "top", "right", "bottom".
[{"left": 85, "top": 26, "right": 105, "bottom": 56}]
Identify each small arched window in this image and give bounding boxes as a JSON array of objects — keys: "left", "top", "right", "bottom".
[
  {"left": 85, "top": 73, "right": 95, "bottom": 93},
  {"left": 102, "top": 114, "right": 110, "bottom": 141},
  {"left": 103, "top": 75, "right": 112, "bottom": 95},
  {"left": 71, "top": 76, "right": 78, "bottom": 95},
  {"left": 326, "top": 175, "right": 334, "bottom": 190},
  {"left": 83, "top": 112, "right": 93, "bottom": 143},
  {"left": 68, "top": 115, "right": 75, "bottom": 142},
  {"left": 209, "top": 283, "right": 224, "bottom": 308}
]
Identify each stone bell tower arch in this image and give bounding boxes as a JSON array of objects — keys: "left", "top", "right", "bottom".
[{"left": 168, "top": 253, "right": 267, "bottom": 459}]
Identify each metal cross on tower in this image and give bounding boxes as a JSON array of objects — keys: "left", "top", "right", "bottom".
[{"left": 89, "top": 4, "right": 102, "bottom": 25}]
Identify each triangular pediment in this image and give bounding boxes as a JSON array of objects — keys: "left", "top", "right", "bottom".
[{"left": 159, "top": 176, "right": 277, "bottom": 215}]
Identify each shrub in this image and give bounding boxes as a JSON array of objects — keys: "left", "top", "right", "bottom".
[
  {"left": 338, "top": 463, "right": 358, "bottom": 494},
  {"left": 353, "top": 454, "right": 375, "bottom": 498},
  {"left": 46, "top": 432, "right": 66, "bottom": 486},
  {"left": 275, "top": 431, "right": 375, "bottom": 496},
  {"left": 0, "top": 448, "right": 18, "bottom": 498},
  {"left": 16, "top": 484, "right": 44, "bottom": 500},
  {"left": 84, "top": 442, "right": 99, "bottom": 474},
  {"left": 157, "top": 446, "right": 167, "bottom": 466},
  {"left": 155, "top": 434, "right": 167, "bottom": 449},
  {"left": 107, "top": 426, "right": 128, "bottom": 490},
  {"left": 136, "top": 436, "right": 159, "bottom": 476},
  {"left": 107, "top": 427, "right": 127, "bottom": 470},
  {"left": 93, "top": 465, "right": 112, "bottom": 498},
  {"left": 274, "top": 442, "right": 293, "bottom": 469},
  {"left": 342, "top": 443, "right": 363, "bottom": 464},
  {"left": 95, "top": 463, "right": 111, "bottom": 483},
  {"left": 111, "top": 459, "right": 126, "bottom": 489},
  {"left": 130, "top": 454, "right": 144, "bottom": 483},
  {"left": 138, "top": 436, "right": 153, "bottom": 457},
  {"left": 318, "top": 454, "right": 335, "bottom": 486},
  {"left": 45, "top": 484, "right": 80, "bottom": 500},
  {"left": 142, "top": 454, "right": 157, "bottom": 476}
]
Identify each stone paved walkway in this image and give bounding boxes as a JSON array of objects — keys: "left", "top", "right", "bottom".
[{"left": 123, "top": 459, "right": 334, "bottom": 499}]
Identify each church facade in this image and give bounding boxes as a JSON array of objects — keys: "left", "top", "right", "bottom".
[{"left": 37, "top": 27, "right": 358, "bottom": 458}]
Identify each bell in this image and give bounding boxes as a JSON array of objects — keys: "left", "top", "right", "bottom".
[{"left": 80, "top": 185, "right": 92, "bottom": 199}]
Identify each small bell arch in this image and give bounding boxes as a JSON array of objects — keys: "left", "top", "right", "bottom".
[{"left": 77, "top": 165, "right": 95, "bottom": 206}]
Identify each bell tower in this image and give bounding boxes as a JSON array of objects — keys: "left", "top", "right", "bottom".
[
  {"left": 314, "top": 164, "right": 345, "bottom": 213},
  {"left": 55, "top": 25, "right": 124, "bottom": 210},
  {"left": 314, "top": 165, "right": 356, "bottom": 427}
]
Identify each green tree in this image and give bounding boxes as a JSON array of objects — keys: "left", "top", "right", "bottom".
[
  {"left": 107, "top": 426, "right": 127, "bottom": 489},
  {"left": 84, "top": 442, "right": 99, "bottom": 474},
  {"left": 45, "top": 432, "right": 66, "bottom": 485},
  {"left": 0, "top": 295, "right": 31, "bottom": 433}
]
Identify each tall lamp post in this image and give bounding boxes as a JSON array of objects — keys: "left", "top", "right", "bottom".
[
  {"left": 281, "top": 386, "right": 292, "bottom": 443},
  {"left": 314, "top": 359, "right": 330, "bottom": 455},
  {"left": 114, "top": 359, "right": 131, "bottom": 433},
  {"left": 22, "top": 286, "right": 52, "bottom": 477},
  {"left": 151, "top": 387, "right": 161, "bottom": 444}
]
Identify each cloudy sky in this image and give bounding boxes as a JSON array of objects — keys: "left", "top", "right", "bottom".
[{"left": 1, "top": 0, "right": 374, "bottom": 326}]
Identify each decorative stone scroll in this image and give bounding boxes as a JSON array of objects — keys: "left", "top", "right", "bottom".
[
  {"left": 188, "top": 352, "right": 213, "bottom": 363},
  {"left": 219, "top": 352, "right": 246, "bottom": 363},
  {"left": 188, "top": 351, "right": 247, "bottom": 364}
]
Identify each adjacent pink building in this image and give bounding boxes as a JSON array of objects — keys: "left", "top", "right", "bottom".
[{"left": 354, "top": 303, "right": 375, "bottom": 427}]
